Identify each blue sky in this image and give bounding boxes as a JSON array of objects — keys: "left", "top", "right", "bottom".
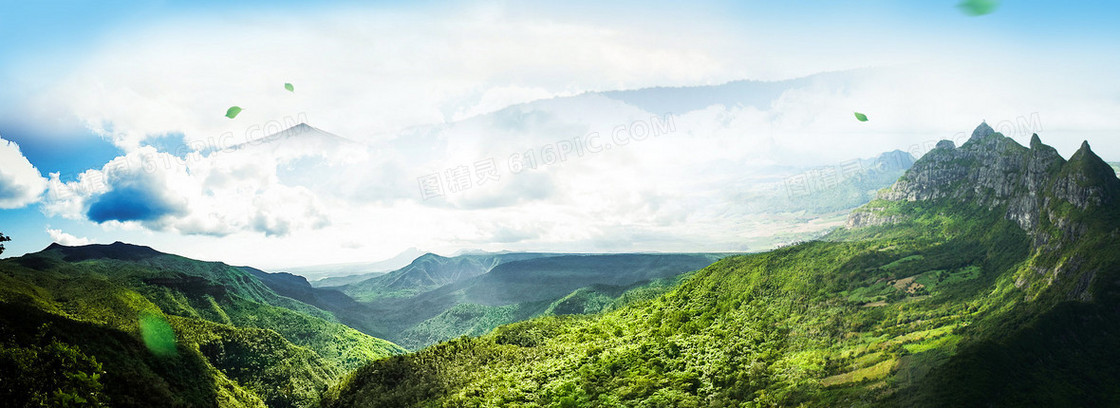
[{"left": 1, "top": 1, "right": 1118, "bottom": 268}]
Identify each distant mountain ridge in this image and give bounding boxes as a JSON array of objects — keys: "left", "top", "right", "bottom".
[
  {"left": 338, "top": 252, "right": 567, "bottom": 301},
  {"left": 43, "top": 241, "right": 163, "bottom": 261},
  {"left": 601, "top": 74, "right": 821, "bottom": 115},
  {"left": 286, "top": 247, "right": 426, "bottom": 285},
  {"left": 339, "top": 252, "right": 727, "bottom": 349}
]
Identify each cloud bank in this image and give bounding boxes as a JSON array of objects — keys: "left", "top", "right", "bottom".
[{"left": 44, "top": 130, "right": 341, "bottom": 238}]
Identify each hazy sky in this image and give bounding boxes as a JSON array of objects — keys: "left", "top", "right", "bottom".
[{"left": 1, "top": 0, "right": 1118, "bottom": 268}]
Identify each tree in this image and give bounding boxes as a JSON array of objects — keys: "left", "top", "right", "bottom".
[{"left": 0, "top": 232, "right": 9, "bottom": 256}]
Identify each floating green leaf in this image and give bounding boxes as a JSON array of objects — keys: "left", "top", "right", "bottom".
[
  {"left": 958, "top": 0, "right": 999, "bottom": 16},
  {"left": 284, "top": 83, "right": 294, "bottom": 92},
  {"left": 139, "top": 312, "right": 177, "bottom": 357},
  {"left": 854, "top": 112, "right": 869, "bottom": 122},
  {"left": 225, "top": 106, "right": 242, "bottom": 119}
]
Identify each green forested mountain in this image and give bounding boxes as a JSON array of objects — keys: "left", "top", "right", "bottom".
[
  {"left": 0, "top": 242, "right": 404, "bottom": 408},
  {"left": 321, "top": 124, "right": 1120, "bottom": 407},
  {"left": 341, "top": 253, "right": 725, "bottom": 349}
]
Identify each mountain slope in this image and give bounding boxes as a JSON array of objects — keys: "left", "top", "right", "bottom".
[
  {"left": 0, "top": 242, "right": 404, "bottom": 408},
  {"left": 239, "top": 266, "right": 386, "bottom": 336},
  {"left": 322, "top": 124, "right": 1120, "bottom": 407}
]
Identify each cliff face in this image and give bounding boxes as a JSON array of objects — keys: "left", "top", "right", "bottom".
[{"left": 853, "top": 123, "right": 1119, "bottom": 241}]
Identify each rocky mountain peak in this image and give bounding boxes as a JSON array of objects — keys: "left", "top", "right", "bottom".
[
  {"left": 970, "top": 121, "right": 995, "bottom": 141},
  {"left": 1053, "top": 140, "right": 1120, "bottom": 211},
  {"left": 850, "top": 123, "right": 1117, "bottom": 243},
  {"left": 1066, "top": 141, "right": 1114, "bottom": 180}
]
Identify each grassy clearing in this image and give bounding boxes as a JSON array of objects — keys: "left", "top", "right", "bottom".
[{"left": 822, "top": 358, "right": 898, "bottom": 387}]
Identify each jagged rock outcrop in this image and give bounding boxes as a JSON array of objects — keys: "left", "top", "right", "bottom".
[
  {"left": 850, "top": 122, "right": 1119, "bottom": 241},
  {"left": 844, "top": 208, "right": 903, "bottom": 229},
  {"left": 847, "top": 122, "right": 1120, "bottom": 302},
  {"left": 1051, "top": 141, "right": 1120, "bottom": 210}
]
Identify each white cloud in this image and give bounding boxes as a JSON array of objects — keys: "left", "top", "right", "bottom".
[
  {"left": 43, "top": 128, "right": 341, "bottom": 238},
  {"left": 46, "top": 227, "right": 93, "bottom": 246},
  {"left": 0, "top": 136, "right": 47, "bottom": 209}
]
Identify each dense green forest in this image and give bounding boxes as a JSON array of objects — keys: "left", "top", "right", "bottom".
[
  {"left": 0, "top": 242, "right": 403, "bottom": 408},
  {"left": 322, "top": 128, "right": 1120, "bottom": 407}
]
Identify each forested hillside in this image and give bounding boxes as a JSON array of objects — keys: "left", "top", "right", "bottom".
[{"left": 0, "top": 242, "right": 404, "bottom": 408}]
